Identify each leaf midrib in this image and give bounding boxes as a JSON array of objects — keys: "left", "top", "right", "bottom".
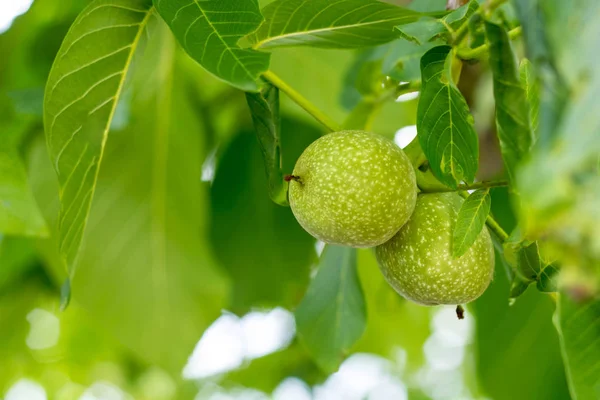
[
  {"left": 61, "top": 6, "right": 154, "bottom": 273},
  {"left": 253, "top": 16, "right": 413, "bottom": 49},
  {"left": 454, "top": 190, "right": 489, "bottom": 256}
]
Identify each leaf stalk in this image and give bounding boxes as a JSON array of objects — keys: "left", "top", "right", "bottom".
[{"left": 262, "top": 70, "right": 342, "bottom": 132}]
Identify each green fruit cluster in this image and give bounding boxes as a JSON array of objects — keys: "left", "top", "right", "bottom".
[{"left": 288, "top": 130, "right": 494, "bottom": 306}]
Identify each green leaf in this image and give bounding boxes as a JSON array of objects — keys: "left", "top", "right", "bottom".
[
  {"left": 506, "top": 239, "right": 559, "bottom": 297},
  {"left": 250, "top": 0, "right": 421, "bottom": 50},
  {"left": 509, "top": 276, "right": 530, "bottom": 302},
  {"left": 295, "top": 245, "right": 366, "bottom": 373},
  {"left": 245, "top": 83, "right": 288, "bottom": 206},
  {"left": 485, "top": 21, "right": 533, "bottom": 184},
  {"left": 60, "top": 277, "right": 71, "bottom": 311},
  {"left": 519, "top": 59, "right": 539, "bottom": 140},
  {"left": 44, "top": 0, "right": 154, "bottom": 272},
  {"left": 417, "top": 45, "right": 478, "bottom": 189},
  {"left": 154, "top": 0, "right": 270, "bottom": 92},
  {"left": 34, "top": 26, "right": 230, "bottom": 373},
  {"left": 395, "top": 1, "right": 477, "bottom": 45},
  {"left": 515, "top": 242, "right": 543, "bottom": 282},
  {"left": 555, "top": 294, "right": 600, "bottom": 399},
  {"left": 0, "top": 148, "right": 48, "bottom": 237},
  {"left": 537, "top": 263, "right": 559, "bottom": 292},
  {"left": 502, "top": 226, "right": 531, "bottom": 268},
  {"left": 210, "top": 120, "right": 318, "bottom": 312},
  {"left": 452, "top": 188, "right": 491, "bottom": 257},
  {"left": 382, "top": 39, "right": 436, "bottom": 83},
  {"left": 474, "top": 253, "right": 570, "bottom": 400}
]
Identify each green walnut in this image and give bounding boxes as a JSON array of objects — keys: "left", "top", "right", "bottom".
[
  {"left": 375, "top": 192, "right": 494, "bottom": 305},
  {"left": 288, "top": 130, "right": 417, "bottom": 248}
]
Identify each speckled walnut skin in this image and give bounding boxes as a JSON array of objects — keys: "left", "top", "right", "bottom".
[
  {"left": 376, "top": 192, "right": 494, "bottom": 305},
  {"left": 288, "top": 130, "right": 417, "bottom": 248}
]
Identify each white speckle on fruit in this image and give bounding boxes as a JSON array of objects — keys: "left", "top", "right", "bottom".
[
  {"left": 288, "top": 130, "right": 417, "bottom": 248},
  {"left": 375, "top": 193, "right": 494, "bottom": 305}
]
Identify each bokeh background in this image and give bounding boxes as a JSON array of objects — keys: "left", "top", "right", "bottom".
[{"left": 0, "top": 0, "right": 569, "bottom": 399}]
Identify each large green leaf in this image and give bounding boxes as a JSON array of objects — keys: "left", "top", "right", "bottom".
[
  {"left": 154, "top": 0, "right": 270, "bottom": 91},
  {"left": 452, "top": 188, "right": 491, "bottom": 257},
  {"left": 43, "top": 0, "right": 154, "bottom": 273},
  {"left": 0, "top": 149, "right": 48, "bottom": 237},
  {"left": 34, "top": 26, "right": 229, "bottom": 373},
  {"left": 417, "top": 45, "right": 478, "bottom": 189},
  {"left": 555, "top": 294, "right": 600, "bottom": 399},
  {"left": 250, "top": 0, "right": 421, "bottom": 49},
  {"left": 295, "top": 245, "right": 366, "bottom": 373},
  {"left": 210, "top": 118, "right": 318, "bottom": 312},
  {"left": 485, "top": 21, "right": 533, "bottom": 185},
  {"left": 245, "top": 83, "right": 288, "bottom": 206}
]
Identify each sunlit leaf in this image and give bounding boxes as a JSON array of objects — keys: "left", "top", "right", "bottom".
[
  {"left": 417, "top": 45, "right": 478, "bottom": 189},
  {"left": 245, "top": 83, "right": 288, "bottom": 206},
  {"left": 155, "top": 0, "right": 270, "bottom": 91},
  {"left": 251, "top": 0, "right": 421, "bottom": 49},
  {"left": 295, "top": 245, "right": 366, "bottom": 373},
  {"left": 555, "top": 294, "right": 600, "bottom": 400},
  {"left": 485, "top": 21, "right": 533, "bottom": 184},
  {"left": 44, "top": 0, "right": 154, "bottom": 274},
  {"left": 35, "top": 26, "right": 230, "bottom": 373},
  {"left": 452, "top": 188, "right": 491, "bottom": 257}
]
